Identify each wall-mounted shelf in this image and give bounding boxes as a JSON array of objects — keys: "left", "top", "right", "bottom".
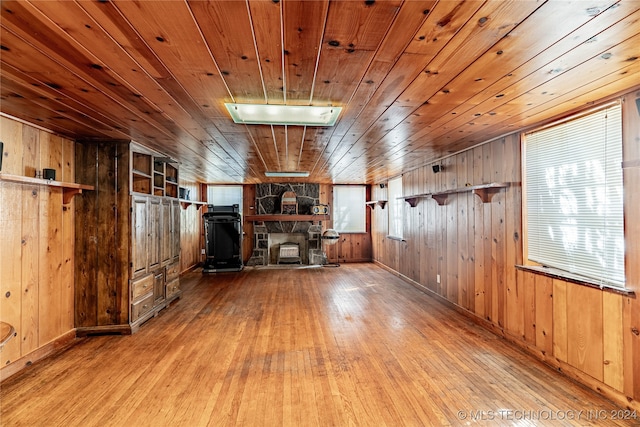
[
  {"left": 401, "top": 182, "right": 512, "bottom": 207},
  {"left": 365, "top": 200, "right": 387, "bottom": 209},
  {"left": 179, "top": 200, "right": 207, "bottom": 210},
  {"left": 0, "top": 173, "right": 95, "bottom": 204}
]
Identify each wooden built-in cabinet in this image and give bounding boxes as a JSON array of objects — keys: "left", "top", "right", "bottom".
[{"left": 75, "top": 141, "right": 182, "bottom": 335}]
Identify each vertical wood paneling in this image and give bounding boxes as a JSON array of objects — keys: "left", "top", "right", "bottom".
[
  {"left": 62, "top": 195, "right": 74, "bottom": 332},
  {"left": 457, "top": 152, "right": 469, "bottom": 310},
  {"left": 180, "top": 204, "right": 203, "bottom": 272},
  {"left": 0, "top": 183, "right": 23, "bottom": 366},
  {"left": 40, "top": 132, "right": 63, "bottom": 176},
  {"left": 97, "top": 145, "right": 120, "bottom": 325},
  {"left": 74, "top": 140, "right": 132, "bottom": 330},
  {"left": 534, "top": 274, "right": 553, "bottom": 355},
  {"left": 567, "top": 284, "right": 604, "bottom": 382},
  {"left": 0, "top": 117, "right": 76, "bottom": 371},
  {"left": 371, "top": 89, "right": 640, "bottom": 406},
  {"left": 552, "top": 279, "right": 568, "bottom": 363},
  {"left": 491, "top": 139, "right": 505, "bottom": 328},
  {"left": 623, "top": 296, "right": 636, "bottom": 398},
  {"left": 522, "top": 271, "right": 536, "bottom": 345},
  {"left": 602, "top": 292, "right": 624, "bottom": 391},
  {"left": 74, "top": 143, "right": 98, "bottom": 328},
  {"left": 38, "top": 188, "right": 64, "bottom": 344},
  {"left": 465, "top": 153, "right": 475, "bottom": 314},
  {"left": 22, "top": 126, "right": 39, "bottom": 178},
  {"left": 448, "top": 158, "right": 457, "bottom": 302},
  {"left": 61, "top": 139, "right": 75, "bottom": 332},
  {"left": 408, "top": 171, "right": 418, "bottom": 280},
  {"left": 504, "top": 134, "right": 521, "bottom": 335},
  {"left": 481, "top": 144, "right": 493, "bottom": 321},
  {"left": 21, "top": 185, "right": 39, "bottom": 355},
  {"left": 176, "top": 181, "right": 200, "bottom": 273},
  {"left": 473, "top": 147, "right": 485, "bottom": 317},
  {"left": 242, "top": 184, "right": 256, "bottom": 264},
  {"left": 61, "top": 138, "right": 74, "bottom": 183},
  {"left": 0, "top": 117, "right": 23, "bottom": 175}
]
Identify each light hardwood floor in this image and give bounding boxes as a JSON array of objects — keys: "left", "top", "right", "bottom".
[{"left": 1, "top": 264, "right": 637, "bottom": 426}]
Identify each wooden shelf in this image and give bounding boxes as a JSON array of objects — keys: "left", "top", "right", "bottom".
[
  {"left": 131, "top": 169, "right": 151, "bottom": 178},
  {"left": 132, "top": 152, "right": 152, "bottom": 176},
  {"left": 0, "top": 173, "right": 94, "bottom": 204},
  {"left": 179, "top": 200, "right": 207, "bottom": 210},
  {"left": 365, "top": 200, "right": 387, "bottom": 209},
  {"left": 401, "top": 182, "right": 512, "bottom": 207},
  {"left": 245, "top": 214, "right": 328, "bottom": 222},
  {"left": 130, "top": 150, "right": 180, "bottom": 198}
]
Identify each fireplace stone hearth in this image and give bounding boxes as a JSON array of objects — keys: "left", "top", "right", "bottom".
[{"left": 246, "top": 183, "right": 325, "bottom": 266}]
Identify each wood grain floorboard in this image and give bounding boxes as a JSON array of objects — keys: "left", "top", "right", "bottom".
[{"left": 1, "top": 264, "right": 638, "bottom": 426}]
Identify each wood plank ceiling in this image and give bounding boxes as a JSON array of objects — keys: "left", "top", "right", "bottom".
[{"left": 1, "top": 0, "right": 639, "bottom": 184}]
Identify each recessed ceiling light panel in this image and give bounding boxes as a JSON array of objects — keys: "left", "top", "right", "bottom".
[
  {"left": 264, "top": 171, "right": 310, "bottom": 178},
  {"left": 225, "top": 103, "right": 342, "bottom": 126}
]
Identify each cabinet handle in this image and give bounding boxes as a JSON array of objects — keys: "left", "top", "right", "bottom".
[{"left": 143, "top": 304, "right": 148, "bottom": 309}]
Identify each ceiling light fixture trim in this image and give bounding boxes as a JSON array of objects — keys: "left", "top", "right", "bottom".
[
  {"left": 225, "top": 103, "right": 342, "bottom": 126},
  {"left": 264, "top": 171, "right": 310, "bottom": 178}
]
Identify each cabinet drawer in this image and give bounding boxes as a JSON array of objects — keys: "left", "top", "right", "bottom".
[
  {"left": 166, "top": 278, "right": 181, "bottom": 300},
  {"left": 165, "top": 261, "right": 180, "bottom": 281},
  {"left": 132, "top": 274, "right": 154, "bottom": 300},
  {"left": 131, "top": 293, "right": 154, "bottom": 322}
]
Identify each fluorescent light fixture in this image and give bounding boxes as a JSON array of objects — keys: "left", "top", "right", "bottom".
[
  {"left": 225, "top": 103, "right": 342, "bottom": 126},
  {"left": 264, "top": 171, "right": 310, "bottom": 178}
]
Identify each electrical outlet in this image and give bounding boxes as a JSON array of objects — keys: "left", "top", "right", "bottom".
[
  {"left": 436, "top": 274, "right": 441, "bottom": 284},
  {"left": 201, "top": 249, "right": 206, "bottom": 255}
]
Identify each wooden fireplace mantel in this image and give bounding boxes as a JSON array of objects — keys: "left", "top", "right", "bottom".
[{"left": 245, "top": 214, "right": 328, "bottom": 222}]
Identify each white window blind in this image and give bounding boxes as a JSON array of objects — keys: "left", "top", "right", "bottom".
[
  {"left": 333, "top": 185, "right": 366, "bottom": 233},
  {"left": 524, "top": 103, "right": 624, "bottom": 288},
  {"left": 207, "top": 185, "right": 243, "bottom": 212},
  {"left": 388, "top": 176, "right": 403, "bottom": 239}
]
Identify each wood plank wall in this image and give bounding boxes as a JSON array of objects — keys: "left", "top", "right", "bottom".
[
  {"left": 323, "top": 184, "right": 372, "bottom": 263},
  {"left": 0, "top": 116, "right": 76, "bottom": 373},
  {"left": 242, "top": 184, "right": 256, "bottom": 263},
  {"left": 178, "top": 181, "right": 203, "bottom": 273},
  {"left": 370, "top": 89, "right": 640, "bottom": 409}
]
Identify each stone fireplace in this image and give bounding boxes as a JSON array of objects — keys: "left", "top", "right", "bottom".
[{"left": 246, "top": 183, "right": 326, "bottom": 266}]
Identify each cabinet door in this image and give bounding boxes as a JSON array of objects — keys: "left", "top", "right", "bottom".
[
  {"left": 171, "top": 199, "right": 181, "bottom": 260},
  {"left": 131, "top": 196, "right": 148, "bottom": 277},
  {"left": 148, "top": 198, "right": 162, "bottom": 271},
  {"left": 153, "top": 270, "right": 165, "bottom": 306},
  {"left": 161, "top": 199, "right": 172, "bottom": 265}
]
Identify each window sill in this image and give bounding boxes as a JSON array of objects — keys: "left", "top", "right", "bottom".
[
  {"left": 386, "top": 235, "right": 406, "bottom": 242},
  {"left": 515, "top": 265, "right": 634, "bottom": 297}
]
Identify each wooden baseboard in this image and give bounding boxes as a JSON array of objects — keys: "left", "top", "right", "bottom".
[
  {"left": 0, "top": 330, "right": 78, "bottom": 383},
  {"left": 181, "top": 261, "right": 203, "bottom": 275},
  {"left": 75, "top": 325, "right": 133, "bottom": 337},
  {"left": 372, "top": 260, "right": 640, "bottom": 413},
  {"left": 341, "top": 258, "right": 372, "bottom": 263}
]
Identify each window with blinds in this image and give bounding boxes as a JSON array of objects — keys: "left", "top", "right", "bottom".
[
  {"left": 333, "top": 185, "right": 366, "bottom": 233},
  {"left": 524, "top": 102, "right": 625, "bottom": 289},
  {"left": 388, "top": 176, "right": 404, "bottom": 239},
  {"left": 207, "top": 185, "right": 243, "bottom": 212}
]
